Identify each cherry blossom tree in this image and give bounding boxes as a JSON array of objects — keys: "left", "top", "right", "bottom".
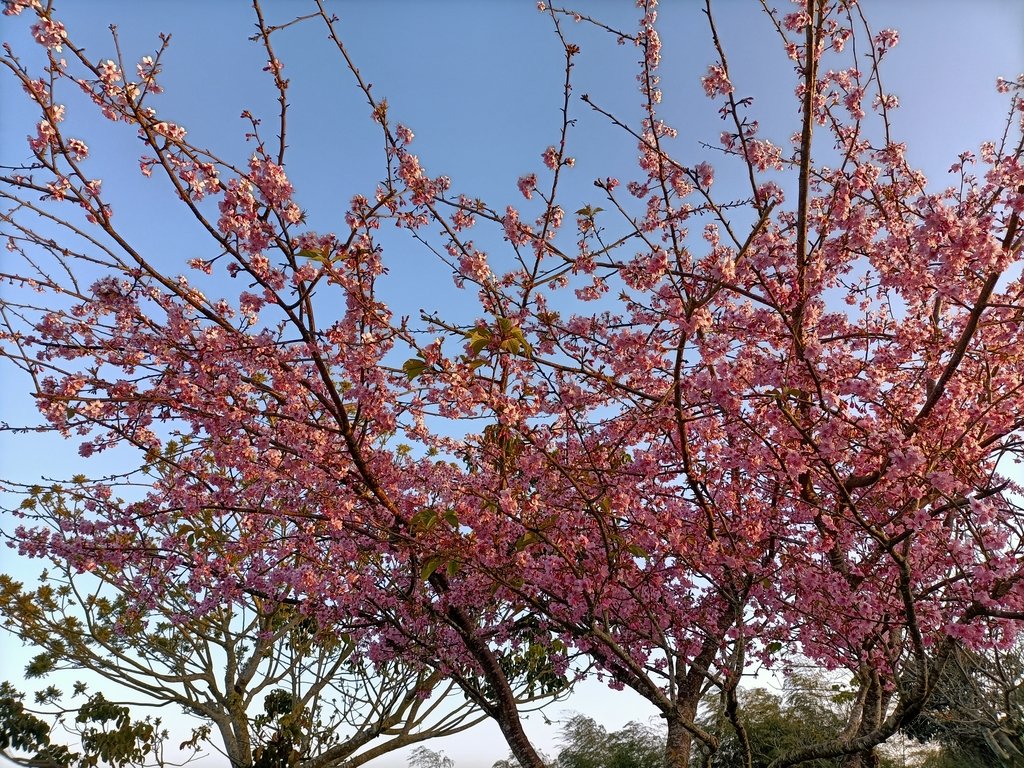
[
  {"left": 2, "top": 1, "right": 1024, "bottom": 768},
  {"left": 1, "top": 3, "right": 573, "bottom": 764}
]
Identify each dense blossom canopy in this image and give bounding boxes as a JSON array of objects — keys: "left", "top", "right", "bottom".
[{"left": 2, "top": 1, "right": 1024, "bottom": 766}]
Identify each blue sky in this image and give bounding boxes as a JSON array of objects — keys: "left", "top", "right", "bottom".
[{"left": 1, "top": 1, "right": 1022, "bottom": 766}]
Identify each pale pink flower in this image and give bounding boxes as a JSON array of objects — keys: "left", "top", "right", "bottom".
[
  {"left": 745, "top": 140, "right": 782, "bottom": 172},
  {"left": 151, "top": 121, "right": 187, "bottom": 142},
  {"left": 574, "top": 277, "right": 607, "bottom": 301},
  {"left": 396, "top": 124, "right": 414, "bottom": 145},
  {"left": 874, "top": 28, "right": 899, "bottom": 51},
  {"left": 637, "top": 15, "right": 661, "bottom": 69},
  {"left": 695, "top": 161, "right": 714, "bottom": 187},
  {"left": 45, "top": 177, "right": 70, "bottom": 200},
  {"left": 502, "top": 206, "right": 532, "bottom": 246},
  {"left": 28, "top": 119, "right": 57, "bottom": 152},
  {"left": 136, "top": 56, "right": 163, "bottom": 92},
  {"left": 3, "top": 0, "right": 42, "bottom": 15},
  {"left": 248, "top": 156, "right": 294, "bottom": 209},
  {"left": 701, "top": 64, "right": 733, "bottom": 98},
  {"left": 873, "top": 93, "right": 899, "bottom": 110},
  {"left": 782, "top": 12, "right": 809, "bottom": 32},
  {"left": 31, "top": 18, "right": 66, "bottom": 51},
  {"left": 831, "top": 27, "right": 852, "bottom": 53},
  {"left": 97, "top": 60, "right": 122, "bottom": 85},
  {"left": 458, "top": 251, "right": 491, "bottom": 283},
  {"left": 517, "top": 173, "right": 537, "bottom": 200},
  {"left": 66, "top": 138, "right": 89, "bottom": 160},
  {"left": 451, "top": 196, "right": 476, "bottom": 231},
  {"left": 842, "top": 89, "right": 865, "bottom": 120},
  {"left": 22, "top": 78, "right": 47, "bottom": 98}
]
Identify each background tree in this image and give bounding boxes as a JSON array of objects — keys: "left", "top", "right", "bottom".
[
  {"left": 407, "top": 746, "right": 456, "bottom": 768},
  {"left": 901, "top": 643, "right": 1024, "bottom": 768},
  {"left": 0, "top": 483, "right": 493, "bottom": 768},
  {"left": 0, "top": 681, "right": 171, "bottom": 768},
  {"left": 692, "top": 672, "right": 905, "bottom": 768},
  {"left": 554, "top": 715, "right": 665, "bottom": 768}
]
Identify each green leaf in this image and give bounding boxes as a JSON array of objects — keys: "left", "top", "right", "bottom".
[
  {"left": 263, "top": 689, "right": 294, "bottom": 717},
  {"left": 500, "top": 338, "right": 522, "bottom": 354},
  {"left": 410, "top": 507, "right": 439, "bottom": 532},
  {"left": 515, "top": 531, "right": 541, "bottom": 551},
  {"left": 25, "top": 653, "right": 57, "bottom": 678},
  {"left": 298, "top": 248, "right": 329, "bottom": 263},
  {"left": 420, "top": 556, "right": 446, "bottom": 581},
  {"left": 403, "top": 358, "right": 428, "bottom": 381},
  {"left": 465, "top": 327, "right": 492, "bottom": 356},
  {"left": 626, "top": 544, "right": 648, "bottom": 559}
]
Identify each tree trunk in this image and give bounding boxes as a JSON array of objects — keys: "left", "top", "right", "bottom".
[
  {"left": 208, "top": 709, "right": 252, "bottom": 768},
  {"left": 438, "top": 593, "right": 548, "bottom": 768},
  {"left": 663, "top": 639, "right": 724, "bottom": 768},
  {"left": 842, "top": 670, "right": 886, "bottom": 768},
  {"left": 664, "top": 700, "right": 705, "bottom": 768},
  {"left": 456, "top": 638, "right": 548, "bottom": 768},
  {"left": 665, "top": 714, "right": 694, "bottom": 768},
  {"left": 495, "top": 716, "right": 548, "bottom": 768}
]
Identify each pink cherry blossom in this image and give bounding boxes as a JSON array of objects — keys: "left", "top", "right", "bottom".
[
  {"left": 701, "top": 63, "right": 733, "bottom": 97},
  {"left": 30, "top": 17, "right": 65, "bottom": 50},
  {"left": 517, "top": 173, "right": 537, "bottom": 200},
  {"left": 3, "top": 6, "right": 1024, "bottom": 768}
]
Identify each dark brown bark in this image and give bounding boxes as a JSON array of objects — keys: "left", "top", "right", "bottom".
[
  {"left": 662, "top": 633, "right": 727, "bottom": 768},
  {"left": 434, "top": 581, "right": 547, "bottom": 768},
  {"left": 842, "top": 673, "right": 891, "bottom": 768},
  {"left": 665, "top": 705, "right": 700, "bottom": 768},
  {"left": 463, "top": 638, "right": 547, "bottom": 768}
]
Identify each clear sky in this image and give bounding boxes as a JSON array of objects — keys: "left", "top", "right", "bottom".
[{"left": 1, "top": 1, "right": 1022, "bottom": 767}]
